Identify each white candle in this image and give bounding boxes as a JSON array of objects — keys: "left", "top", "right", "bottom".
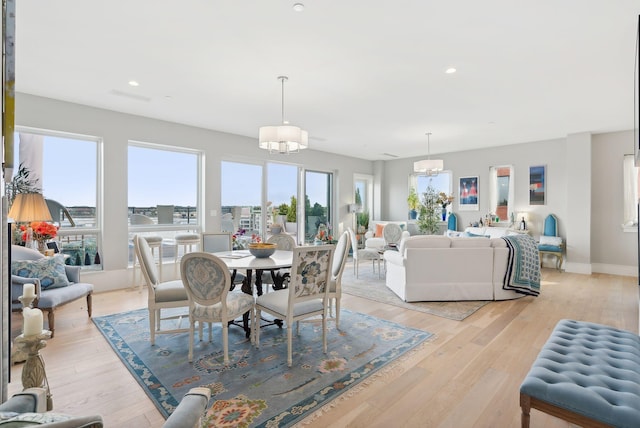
[
  {"left": 23, "top": 307, "right": 43, "bottom": 337},
  {"left": 23, "top": 283, "right": 36, "bottom": 299}
]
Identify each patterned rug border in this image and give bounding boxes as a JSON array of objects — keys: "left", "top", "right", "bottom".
[{"left": 93, "top": 308, "right": 434, "bottom": 427}]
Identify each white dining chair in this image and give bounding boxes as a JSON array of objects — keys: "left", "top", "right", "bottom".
[{"left": 253, "top": 244, "right": 335, "bottom": 367}]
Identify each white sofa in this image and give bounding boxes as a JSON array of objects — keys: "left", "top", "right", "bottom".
[{"left": 383, "top": 235, "right": 526, "bottom": 302}]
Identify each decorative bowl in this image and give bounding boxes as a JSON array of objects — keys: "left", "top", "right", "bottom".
[{"left": 248, "top": 242, "right": 277, "bottom": 258}]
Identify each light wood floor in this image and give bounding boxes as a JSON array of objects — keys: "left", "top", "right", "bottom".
[{"left": 8, "top": 264, "right": 639, "bottom": 427}]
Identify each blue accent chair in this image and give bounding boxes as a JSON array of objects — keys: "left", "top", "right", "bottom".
[
  {"left": 538, "top": 214, "right": 563, "bottom": 270},
  {"left": 447, "top": 212, "right": 458, "bottom": 231}
]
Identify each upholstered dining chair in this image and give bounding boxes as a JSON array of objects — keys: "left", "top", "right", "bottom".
[
  {"left": 328, "top": 231, "right": 351, "bottom": 329},
  {"left": 260, "top": 233, "right": 297, "bottom": 292},
  {"left": 348, "top": 227, "right": 381, "bottom": 278},
  {"left": 538, "top": 214, "right": 564, "bottom": 271},
  {"left": 180, "top": 252, "right": 254, "bottom": 364},
  {"left": 134, "top": 235, "right": 190, "bottom": 345},
  {"left": 382, "top": 223, "right": 403, "bottom": 248},
  {"left": 253, "top": 244, "right": 335, "bottom": 367}
]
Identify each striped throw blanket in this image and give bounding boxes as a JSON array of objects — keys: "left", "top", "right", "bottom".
[{"left": 502, "top": 234, "right": 541, "bottom": 296}]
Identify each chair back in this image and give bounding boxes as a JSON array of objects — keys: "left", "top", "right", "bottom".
[
  {"left": 332, "top": 231, "right": 351, "bottom": 279},
  {"left": 180, "top": 252, "right": 230, "bottom": 307},
  {"left": 134, "top": 235, "right": 160, "bottom": 286},
  {"left": 267, "top": 233, "right": 297, "bottom": 250},
  {"left": 347, "top": 228, "right": 358, "bottom": 257},
  {"left": 202, "top": 232, "right": 232, "bottom": 252},
  {"left": 543, "top": 214, "right": 558, "bottom": 237},
  {"left": 130, "top": 214, "right": 155, "bottom": 225},
  {"left": 447, "top": 213, "right": 458, "bottom": 231},
  {"left": 288, "top": 244, "right": 334, "bottom": 307},
  {"left": 45, "top": 199, "right": 76, "bottom": 227},
  {"left": 11, "top": 245, "right": 45, "bottom": 261},
  {"left": 383, "top": 223, "right": 403, "bottom": 245},
  {"left": 157, "top": 205, "right": 174, "bottom": 224}
]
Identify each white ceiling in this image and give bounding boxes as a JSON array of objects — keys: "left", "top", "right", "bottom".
[{"left": 14, "top": 1, "right": 640, "bottom": 161}]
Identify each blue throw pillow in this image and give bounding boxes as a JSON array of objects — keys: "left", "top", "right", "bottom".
[{"left": 11, "top": 255, "right": 70, "bottom": 290}]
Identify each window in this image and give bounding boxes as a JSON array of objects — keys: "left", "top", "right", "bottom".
[
  {"left": 221, "top": 160, "right": 263, "bottom": 237},
  {"left": 267, "top": 163, "right": 298, "bottom": 236},
  {"left": 354, "top": 174, "right": 373, "bottom": 233},
  {"left": 623, "top": 154, "right": 639, "bottom": 229},
  {"left": 304, "top": 170, "right": 333, "bottom": 244},
  {"left": 12, "top": 129, "right": 102, "bottom": 269},
  {"left": 128, "top": 142, "right": 201, "bottom": 264},
  {"left": 489, "top": 165, "right": 514, "bottom": 221},
  {"left": 410, "top": 171, "right": 453, "bottom": 204}
]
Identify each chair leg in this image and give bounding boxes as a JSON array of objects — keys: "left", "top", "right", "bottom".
[
  {"left": 149, "top": 309, "right": 156, "bottom": 345},
  {"left": 86, "top": 294, "right": 92, "bottom": 317},
  {"left": 208, "top": 322, "right": 213, "bottom": 342},
  {"left": 322, "top": 314, "right": 327, "bottom": 354},
  {"left": 188, "top": 319, "right": 195, "bottom": 363},
  {"left": 254, "top": 309, "right": 261, "bottom": 347},
  {"left": 46, "top": 309, "right": 55, "bottom": 338},
  {"left": 336, "top": 297, "right": 341, "bottom": 330},
  {"left": 222, "top": 324, "right": 229, "bottom": 365},
  {"left": 287, "top": 321, "right": 293, "bottom": 367}
]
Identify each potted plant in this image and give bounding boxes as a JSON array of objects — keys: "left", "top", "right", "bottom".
[
  {"left": 407, "top": 186, "right": 419, "bottom": 219},
  {"left": 417, "top": 185, "right": 440, "bottom": 234}
]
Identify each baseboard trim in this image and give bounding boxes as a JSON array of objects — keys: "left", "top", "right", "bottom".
[{"left": 591, "top": 263, "right": 638, "bottom": 278}]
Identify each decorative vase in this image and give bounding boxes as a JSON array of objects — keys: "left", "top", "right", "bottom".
[
  {"left": 409, "top": 209, "right": 417, "bottom": 220},
  {"left": 37, "top": 241, "right": 47, "bottom": 254},
  {"left": 441, "top": 207, "right": 447, "bottom": 221}
]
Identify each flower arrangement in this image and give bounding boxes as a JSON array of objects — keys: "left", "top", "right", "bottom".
[
  {"left": 22, "top": 221, "right": 58, "bottom": 243},
  {"left": 232, "top": 228, "right": 261, "bottom": 249},
  {"left": 437, "top": 192, "right": 455, "bottom": 209},
  {"left": 314, "top": 223, "right": 333, "bottom": 244}
]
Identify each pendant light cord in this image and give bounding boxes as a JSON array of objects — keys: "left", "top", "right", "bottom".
[{"left": 279, "top": 76, "right": 288, "bottom": 125}]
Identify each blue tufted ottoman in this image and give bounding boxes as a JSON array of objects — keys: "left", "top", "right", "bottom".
[{"left": 520, "top": 319, "right": 640, "bottom": 428}]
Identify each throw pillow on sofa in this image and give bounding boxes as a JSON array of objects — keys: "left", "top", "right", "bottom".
[{"left": 11, "top": 255, "right": 70, "bottom": 290}]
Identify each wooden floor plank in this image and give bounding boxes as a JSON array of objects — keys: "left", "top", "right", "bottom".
[{"left": 8, "top": 266, "right": 638, "bottom": 427}]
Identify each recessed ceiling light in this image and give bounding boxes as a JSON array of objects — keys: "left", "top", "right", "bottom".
[
  {"left": 128, "top": 80, "right": 140, "bottom": 87},
  {"left": 445, "top": 68, "right": 457, "bottom": 74},
  {"left": 293, "top": 3, "right": 305, "bottom": 12}
]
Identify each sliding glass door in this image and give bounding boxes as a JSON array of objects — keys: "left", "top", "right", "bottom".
[
  {"left": 220, "top": 161, "right": 333, "bottom": 245},
  {"left": 304, "top": 170, "right": 333, "bottom": 244}
]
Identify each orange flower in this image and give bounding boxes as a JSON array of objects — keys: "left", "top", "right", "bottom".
[{"left": 30, "top": 221, "right": 58, "bottom": 242}]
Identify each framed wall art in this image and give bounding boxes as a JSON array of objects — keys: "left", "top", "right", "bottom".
[
  {"left": 459, "top": 176, "right": 479, "bottom": 211},
  {"left": 529, "top": 165, "right": 546, "bottom": 205}
]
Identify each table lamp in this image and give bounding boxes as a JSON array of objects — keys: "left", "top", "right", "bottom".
[{"left": 8, "top": 193, "right": 53, "bottom": 248}]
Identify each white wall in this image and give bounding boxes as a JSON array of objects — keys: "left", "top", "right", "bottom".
[
  {"left": 382, "top": 131, "right": 637, "bottom": 277},
  {"left": 14, "top": 93, "right": 638, "bottom": 282},
  {"left": 15, "top": 93, "right": 373, "bottom": 291}
]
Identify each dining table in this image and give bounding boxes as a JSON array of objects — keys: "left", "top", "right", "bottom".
[
  {"left": 214, "top": 249, "right": 293, "bottom": 295},
  {"left": 213, "top": 249, "right": 294, "bottom": 335}
]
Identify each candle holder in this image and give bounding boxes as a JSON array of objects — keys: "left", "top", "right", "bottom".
[
  {"left": 11, "top": 293, "right": 37, "bottom": 364},
  {"left": 14, "top": 330, "right": 53, "bottom": 410}
]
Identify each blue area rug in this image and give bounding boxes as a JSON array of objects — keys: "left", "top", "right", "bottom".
[{"left": 93, "top": 307, "right": 432, "bottom": 427}]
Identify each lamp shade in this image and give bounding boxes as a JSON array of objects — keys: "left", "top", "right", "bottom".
[
  {"left": 8, "top": 193, "right": 53, "bottom": 222},
  {"left": 259, "top": 125, "right": 309, "bottom": 154},
  {"left": 413, "top": 159, "right": 444, "bottom": 174}
]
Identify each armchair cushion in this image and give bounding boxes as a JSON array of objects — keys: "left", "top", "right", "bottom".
[
  {"left": 539, "top": 236, "right": 562, "bottom": 246},
  {"left": 11, "top": 255, "right": 70, "bottom": 290}
]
